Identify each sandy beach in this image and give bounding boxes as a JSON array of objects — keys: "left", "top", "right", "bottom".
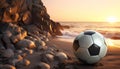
[
  {"left": 47, "top": 38, "right": 120, "bottom": 69},
  {"left": 17, "top": 37, "right": 120, "bottom": 69}
]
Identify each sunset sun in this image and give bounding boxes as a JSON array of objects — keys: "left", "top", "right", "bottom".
[{"left": 107, "top": 16, "right": 118, "bottom": 23}]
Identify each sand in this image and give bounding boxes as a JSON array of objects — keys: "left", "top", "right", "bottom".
[
  {"left": 20, "top": 38, "right": 120, "bottom": 69},
  {"left": 48, "top": 38, "right": 120, "bottom": 69}
]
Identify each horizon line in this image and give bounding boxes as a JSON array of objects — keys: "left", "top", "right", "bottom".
[{"left": 56, "top": 21, "right": 120, "bottom": 23}]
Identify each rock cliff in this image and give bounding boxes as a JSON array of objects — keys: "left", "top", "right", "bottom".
[
  {"left": 0, "top": 0, "right": 70, "bottom": 69},
  {"left": 0, "top": 0, "right": 62, "bottom": 36}
]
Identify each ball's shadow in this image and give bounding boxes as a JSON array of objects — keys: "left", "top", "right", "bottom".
[{"left": 72, "top": 61, "right": 104, "bottom": 69}]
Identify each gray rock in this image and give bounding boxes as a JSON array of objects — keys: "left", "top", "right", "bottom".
[
  {"left": 22, "top": 59, "right": 31, "bottom": 66},
  {"left": 6, "top": 43, "right": 15, "bottom": 50},
  {"left": 16, "top": 39, "right": 36, "bottom": 49},
  {"left": 3, "top": 30, "right": 12, "bottom": 37},
  {"left": 34, "top": 40, "right": 42, "bottom": 47},
  {"left": 35, "top": 62, "right": 50, "bottom": 69},
  {"left": 0, "top": 64, "right": 16, "bottom": 69},
  {"left": 40, "top": 53, "right": 54, "bottom": 63},
  {"left": 16, "top": 50, "right": 23, "bottom": 54},
  {"left": 45, "top": 54, "right": 54, "bottom": 62},
  {"left": 40, "top": 41, "right": 46, "bottom": 46},
  {"left": 43, "top": 31, "right": 51, "bottom": 37},
  {"left": 41, "top": 36, "right": 49, "bottom": 42},
  {"left": 2, "top": 33, "right": 11, "bottom": 44},
  {"left": 16, "top": 59, "right": 30, "bottom": 67},
  {"left": 9, "top": 55, "right": 23, "bottom": 66},
  {"left": 37, "top": 45, "right": 47, "bottom": 51},
  {"left": 25, "top": 36, "right": 37, "bottom": 41},
  {"left": 10, "top": 30, "right": 27, "bottom": 43},
  {"left": 14, "top": 55, "right": 23, "bottom": 61},
  {"left": 22, "top": 11, "right": 31, "bottom": 24},
  {"left": 2, "top": 49, "right": 14, "bottom": 58},
  {"left": 22, "top": 48, "right": 33, "bottom": 55},
  {"left": 55, "top": 52, "right": 68, "bottom": 62}
]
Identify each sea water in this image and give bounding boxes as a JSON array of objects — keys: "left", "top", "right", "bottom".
[{"left": 57, "top": 22, "right": 120, "bottom": 48}]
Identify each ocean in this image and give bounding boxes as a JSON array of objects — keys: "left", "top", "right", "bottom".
[{"left": 57, "top": 22, "right": 120, "bottom": 48}]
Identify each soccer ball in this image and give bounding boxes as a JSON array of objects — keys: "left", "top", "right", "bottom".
[{"left": 73, "top": 30, "right": 107, "bottom": 64}]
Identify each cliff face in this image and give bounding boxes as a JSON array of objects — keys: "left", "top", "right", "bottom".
[
  {"left": 0, "top": 0, "right": 70, "bottom": 69},
  {"left": 0, "top": 0, "right": 62, "bottom": 36}
]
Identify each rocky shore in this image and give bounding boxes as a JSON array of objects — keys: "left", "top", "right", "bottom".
[
  {"left": 0, "top": 23, "right": 70, "bottom": 69},
  {"left": 0, "top": 0, "right": 70, "bottom": 69}
]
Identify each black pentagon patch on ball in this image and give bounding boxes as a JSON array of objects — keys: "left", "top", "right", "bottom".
[
  {"left": 88, "top": 44, "right": 100, "bottom": 56},
  {"left": 84, "top": 31, "right": 95, "bottom": 35},
  {"left": 73, "top": 40, "right": 79, "bottom": 51}
]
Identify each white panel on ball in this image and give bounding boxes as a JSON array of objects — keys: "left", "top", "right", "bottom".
[
  {"left": 78, "top": 35, "right": 93, "bottom": 48},
  {"left": 86, "top": 55, "right": 100, "bottom": 64},
  {"left": 99, "top": 44, "right": 107, "bottom": 58},
  {"left": 92, "top": 33, "right": 104, "bottom": 46},
  {"left": 75, "top": 48, "right": 90, "bottom": 61}
]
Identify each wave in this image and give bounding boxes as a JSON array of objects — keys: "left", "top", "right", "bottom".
[
  {"left": 99, "top": 30, "right": 120, "bottom": 40},
  {"left": 56, "top": 29, "right": 120, "bottom": 48},
  {"left": 57, "top": 22, "right": 120, "bottom": 47},
  {"left": 57, "top": 30, "right": 79, "bottom": 39},
  {"left": 57, "top": 29, "right": 120, "bottom": 40}
]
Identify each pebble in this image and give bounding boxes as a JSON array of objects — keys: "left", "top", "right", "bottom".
[
  {"left": 0, "top": 64, "right": 16, "bottom": 69},
  {"left": 22, "top": 59, "right": 31, "bottom": 66},
  {"left": 16, "top": 59, "right": 30, "bottom": 67},
  {"left": 40, "top": 53, "right": 54, "bottom": 63},
  {"left": 40, "top": 41, "right": 46, "bottom": 46},
  {"left": 55, "top": 52, "right": 68, "bottom": 62},
  {"left": 35, "top": 62, "right": 50, "bottom": 69}
]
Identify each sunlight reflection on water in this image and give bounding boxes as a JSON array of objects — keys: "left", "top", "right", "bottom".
[{"left": 57, "top": 22, "right": 120, "bottom": 48}]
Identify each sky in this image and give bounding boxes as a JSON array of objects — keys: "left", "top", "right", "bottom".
[{"left": 42, "top": 0, "right": 120, "bottom": 22}]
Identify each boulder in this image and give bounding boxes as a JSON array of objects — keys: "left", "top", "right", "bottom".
[
  {"left": 37, "top": 45, "right": 47, "bottom": 51},
  {"left": 35, "top": 62, "right": 50, "bottom": 69},
  {"left": 9, "top": 54, "right": 23, "bottom": 66},
  {"left": 22, "top": 11, "right": 31, "bottom": 24},
  {"left": 40, "top": 41, "right": 46, "bottom": 46},
  {"left": 6, "top": 43, "right": 15, "bottom": 50},
  {"left": 55, "top": 52, "right": 68, "bottom": 62},
  {"left": 21, "top": 59, "right": 30, "bottom": 66},
  {"left": 14, "top": 55, "right": 23, "bottom": 61},
  {"left": 15, "top": 39, "right": 36, "bottom": 49},
  {"left": 22, "top": 48, "right": 33, "bottom": 55},
  {"left": 42, "top": 54, "right": 54, "bottom": 63},
  {"left": 3, "top": 30, "right": 12, "bottom": 37},
  {"left": 2, "top": 10, "right": 19, "bottom": 23},
  {"left": 25, "top": 25, "right": 42, "bottom": 36},
  {"left": 2, "top": 49, "right": 14, "bottom": 58},
  {"left": 2, "top": 35, "right": 11, "bottom": 45},
  {"left": 35, "top": 40, "right": 46, "bottom": 51},
  {"left": 0, "top": 64, "right": 16, "bottom": 69},
  {"left": 11, "top": 30, "right": 27, "bottom": 43},
  {"left": 16, "top": 59, "right": 30, "bottom": 67}
]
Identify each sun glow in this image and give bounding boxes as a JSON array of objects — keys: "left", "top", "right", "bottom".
[
  {"left": 107, "top": 16, "right": 118, "bottom": 23},
  {"left": 106, "top": 39, "right": 114, "bottom": 46}
]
